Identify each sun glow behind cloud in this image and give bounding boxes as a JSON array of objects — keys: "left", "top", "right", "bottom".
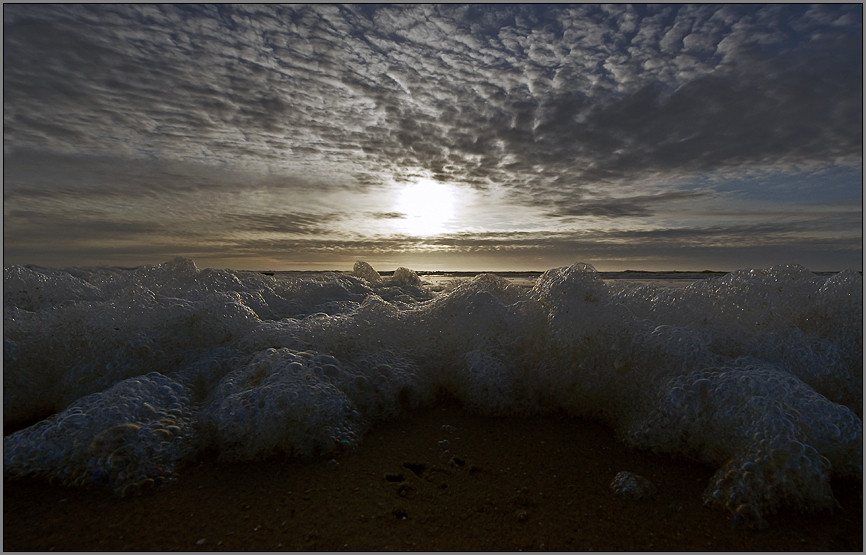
[{"left": 392, "top": 178, "right": 459, "bottom": 237}]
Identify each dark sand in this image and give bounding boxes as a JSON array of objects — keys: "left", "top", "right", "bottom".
[{"left": 4, "top": 401, "right": 862, "bottom": 551}]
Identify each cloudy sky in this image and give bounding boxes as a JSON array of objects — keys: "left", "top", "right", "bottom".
[{"left": 3, "top": 4, "right": 862, "bottom": 271}]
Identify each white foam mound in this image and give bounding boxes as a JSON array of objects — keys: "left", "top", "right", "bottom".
[
  {"left": 3, "top": 372, "right": 194, "bottom": 495},
  {"left": 628, "top": 359, "right": 861, "bottom": 527},
  {"left": 352, "top": 260, "right": 382, "bottom": 283},
  {"left": 199, "top": 347, "right": 429, "bottom": 460},
  {"left": 392, "top": 266, "right": 422, "bottom": 286},
  {"left": 200, "top": 348, "right": 363, "bottom": 460}
]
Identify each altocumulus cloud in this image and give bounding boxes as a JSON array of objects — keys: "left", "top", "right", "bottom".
[{"left": 3, "top": 4, "right": 862, "bottom": 270}]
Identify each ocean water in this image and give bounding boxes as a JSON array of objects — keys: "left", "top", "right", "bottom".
[{"left": 3, "top": 257, "right": 862, "bottom": 526}]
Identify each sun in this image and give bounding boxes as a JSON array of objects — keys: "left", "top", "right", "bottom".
[{"left": 393, "top": 178, "right": 457, "bottom": 236}]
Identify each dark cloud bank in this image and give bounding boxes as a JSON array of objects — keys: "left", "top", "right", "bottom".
[{"left": 3, "top": 4, "right": 862, "bottom": 270}]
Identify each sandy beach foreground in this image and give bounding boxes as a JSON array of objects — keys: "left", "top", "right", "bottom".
[{"left": 4, "top": 400, "right": 862, "bottom": 551}]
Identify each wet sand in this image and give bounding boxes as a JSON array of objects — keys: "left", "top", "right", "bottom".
[{"left": 4, "top": 400, "right": 862, "bottom": 551}]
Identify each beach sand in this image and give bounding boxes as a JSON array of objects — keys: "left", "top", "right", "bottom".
[{"left": 4, "top": 399, "right": 862, "bottom": 551}]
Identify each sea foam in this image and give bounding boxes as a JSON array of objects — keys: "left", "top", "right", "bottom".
[{"left": 3, "top": 257, "right": 862, "bottom": 524}]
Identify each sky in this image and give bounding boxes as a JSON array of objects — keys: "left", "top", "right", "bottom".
[{"left": 3, "top": 3, "right": 863, "bottom": 272}]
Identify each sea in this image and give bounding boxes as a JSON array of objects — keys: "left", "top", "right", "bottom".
[{"left": 3, "top": 257, "right": 862, "bottom": 527}]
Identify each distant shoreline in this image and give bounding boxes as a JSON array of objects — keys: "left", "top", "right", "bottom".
[
  {"left": 256, "top": 269, "right": 848, "bottom": 277},
  {"left": 257, "top": 269, "right": 734, "bottom": 278}
]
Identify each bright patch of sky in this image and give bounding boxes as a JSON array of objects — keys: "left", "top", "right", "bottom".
[{"left": 3, "top": 4, "right": 862, "bottom": 271}]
